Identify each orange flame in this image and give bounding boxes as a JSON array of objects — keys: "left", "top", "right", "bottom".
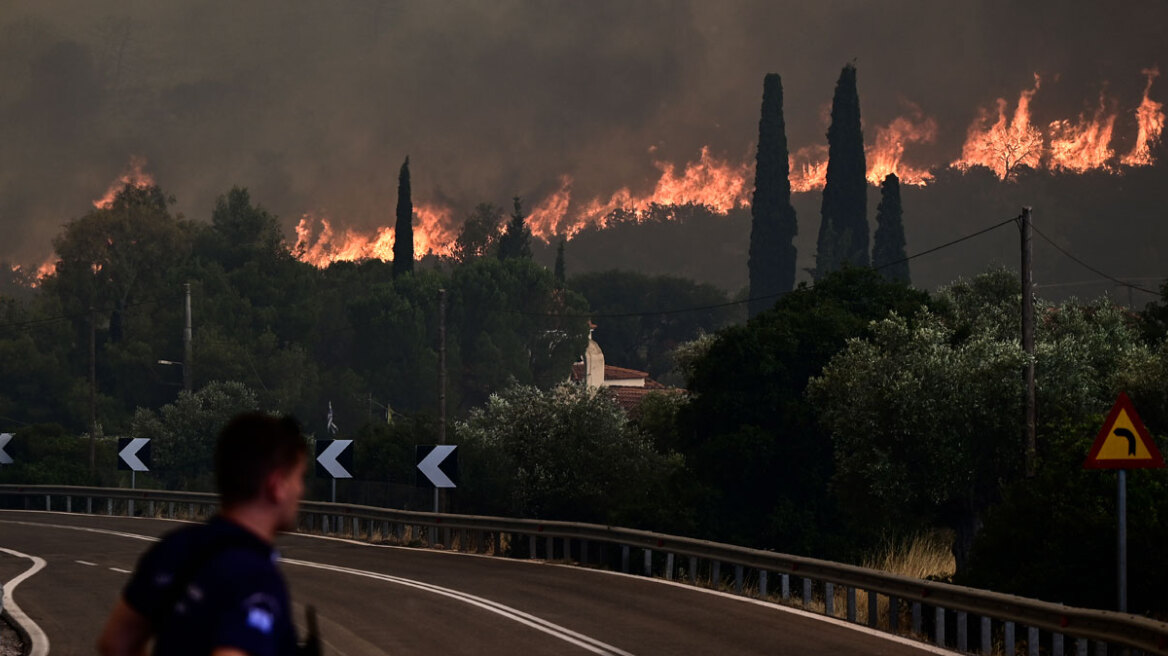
[
  {"left": 866, "top": 107, "right": 938, "bottom": 185},
  {"left": 1120, "top": 67, "right": 1165, "bottom": 166},
  {"left": 1048, "top": 93, "right": 1117, "bottom": 173},
  {"left": 789, "top": 145, "right": 828, "bottom": 193},
  {"left": 952, "top": 75, "right": 1045, "bottom": 180},
  {"left": 93, "top": 156, "right": 155, "bottom": 209},
  {"left": 292, "top": 204, "right": 457, "bottom": 268},
  {"left": 526, "top": 146, "right": 752, "bottom": 240}
]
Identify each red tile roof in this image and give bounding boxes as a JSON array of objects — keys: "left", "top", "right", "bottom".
[{"left": 570, "top": 363, "right": 650, "bottom": 382}]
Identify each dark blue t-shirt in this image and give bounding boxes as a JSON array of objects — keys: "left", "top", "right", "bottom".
[{"left": 124, "top": 516, "right": 298, "bottom": 656}]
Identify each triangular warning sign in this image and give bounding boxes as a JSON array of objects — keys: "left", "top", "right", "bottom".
[{"left": 1084, "top": 392, "right": 1165, "bottom": 469}]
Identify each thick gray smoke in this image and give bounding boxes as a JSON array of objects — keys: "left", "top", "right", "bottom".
[{"left": 1, "top": 0, "right": 1166, "bottom": 289}]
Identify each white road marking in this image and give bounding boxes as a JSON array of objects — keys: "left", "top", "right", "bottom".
[
  {"left": 283, "top": 557, "right": 635, "bottom": 655},
  {"left": 109, "top": 567, "right": 131, "bottom": 574},
  {"left": 76, "top": 560, "right": 97, "bottom": 566},
  {"left": 0, "top": 547, "right": 50, "bottom": 656}
]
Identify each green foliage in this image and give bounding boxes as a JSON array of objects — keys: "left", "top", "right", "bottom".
[
  {"left": 568, "top": 270, "right": 737, "bottom": 381},
  {"left": 748, "top": 72, "right": 798, "bottom": 318},
  {"left": 0, "top": 423, "right": 115, "bottom": 486},
  {"left": 496, "top": 196, "right": 533, "bottom": 261},
  {"left": 872, "top": 173, "right": 909, "bottom": 283},
  {"left": 455, "top": 383, "right": 683, "bottom": 528},
  {"left": 816, "top": 63, "right": 868, "bottom": 277},
  {"left": 809, "top": 269, "right": 1154, "bottom": 567},
  {"left": 451, "top": 203, "right": 503, "bottom": 263},
  {"left": 130, "top": 381, "right": 260, "bottom": 490},
  {"left": 680, "top": 267, "right": 929, "bottom": 556}
]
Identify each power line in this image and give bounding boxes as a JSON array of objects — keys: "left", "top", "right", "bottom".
[
  {"left": 515, "top": 215, "right": 1020, "bottom": 319},
  {"left": 1031, "top": 225, "right": 1162, "bottom": 296}
]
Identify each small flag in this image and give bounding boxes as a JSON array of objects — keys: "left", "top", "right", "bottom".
[{"left": 327, "top": 401, "right": 339, "bottom": 436}]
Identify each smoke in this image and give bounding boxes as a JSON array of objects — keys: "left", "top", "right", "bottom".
[{"left": 1, "top": 0, "right": 1166, "bottom": 281}]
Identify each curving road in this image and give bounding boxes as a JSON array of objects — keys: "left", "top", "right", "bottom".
[{"left": 0, "top": 510, "right": 949, "bottom": 655}]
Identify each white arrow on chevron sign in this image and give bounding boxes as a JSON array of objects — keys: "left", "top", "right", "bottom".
[
  {"left": 418, "top": 444, "right": 457, "bottom": 488},
  {"left": 118, "top": 437, "right": 151, "bottom": 472},
  {"left": 0, "top": 433, "right": 13, "bottom": 465},
  {"left": 317, "top": 439, "right": 353, "bottom": 479}
]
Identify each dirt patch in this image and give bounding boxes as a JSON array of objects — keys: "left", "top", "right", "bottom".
[{"left": 0, "top": 612, "right": 25, "bottom": 656}]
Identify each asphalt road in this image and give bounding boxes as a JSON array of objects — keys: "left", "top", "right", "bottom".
[{"left": 0, "top": 510, "right": 948, "bottom": 655}]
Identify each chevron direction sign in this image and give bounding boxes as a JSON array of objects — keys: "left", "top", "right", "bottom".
[
  {"left": 0, "top": 433, "right": 12, "bottom": 465},
  {"left": 416, "top": 444, "right": 458, "bottom": 489},
  {"left": 117, "top": 437, "right": 151, "bottom": 472},
  {"left": 315, "top": 439, "right": 353, "bottom": 479}
]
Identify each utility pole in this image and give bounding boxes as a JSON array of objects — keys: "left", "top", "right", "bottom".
[
  {"left": 183, "top": 282, "right": 192, "bottom": 392},
  {"left": 436, "top": 288, "right": 446, "bottom": 515},
  {"left": 89, "top": 305, "right": 97, "bottom": 473},
  {"left": 1019, "top": 207, "right": 1037, "bottom": 477}
]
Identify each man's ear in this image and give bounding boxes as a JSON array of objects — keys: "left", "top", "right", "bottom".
[{"left": 263, "top": 470, "right": 285, "bottom": 505}]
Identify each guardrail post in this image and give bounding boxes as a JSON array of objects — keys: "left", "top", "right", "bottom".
[
  {"left": 1075, "top": 638, "right": 1087, "bottom": 656},
  {"left": 45, "top": 494, "right": 50, "bottom": 511},
  {"left": 712, "top": 561, "right": 720, "bottom": 589},
  {"left": 322, "top": 515, "right": 329, "bottom": 534},
  {"left": 352, "top": 517, "right": 359, "bottom": 540},
  {"left": 734, "top": 565, "right": 744, "bottom": 595},
  {"left": 188, "top": 503, "right": 194, "bottom": 518},
  {"left": 168, "top": 502, "right": 174, "bottom": 518},
  {"left": 935, "top": 607, "right": 945, "bottom": 647},
  {"left": 758, "top": 571, "right": 767, "bottom": 598},
  {"left": 107, "top": 498, "right": 113, "bottom": 515},
  {"left": 889, "top": 595, "right": 899, "bottom": 632},
  {"left": 781, "top": 574, "right": 789, "bottom": 600},
  {"left": 1027, "top": 626, "right": 1038, "bottom": 656},
  {"left": 824, "top": 583, "right": 834, "bottom": 616},
  {"left": 665, "top": 553, "right": 674, "bottom": 580},
  {"left": 1052, "top": 633, "right": 1063, "bottom": 655},
  {"left": 621, "top": 545, "right": 630, "bottom": 572},
  {"left": 912, "top": 601, "right": 922, "bottom": 635},
  {"left": 87, "top": 497, "right": 92, "bottom": 514},
  {"left": 1004, "top": 621, "right": 1015, "bottom": 656},
  {"left": 689, "top": 556, "right": 697, "bottom": 584},
  {"left": 981, "top": 616, "right": 992, "bottom": 655},
  {"left": 529, "top": 535, "right": 537, "bottom": 559},
  {"left": 957, "top": 610, "right": 967, "bottom": 651},
  {"left": 128, "top": 498, "right": 134, "bottom": 517},
  {"left": 802, "top": 578, "right": 812, "bottom": 607},
  {"left": 869, "top": 591, "right": 879, "bottom": 628},
  {"left": 66, "top": 496, "right": 72, "bottom": 513},
  {"left": 847, "top": 587, "right": 857, "bottom": 622},
  {"left": 148, "top": 501, "right": 155, "bottom": 516},
  {"left": 644, "top": 549, "right": 652, "bottom": 576}
]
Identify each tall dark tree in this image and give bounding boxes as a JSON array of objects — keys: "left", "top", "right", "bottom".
[
  {"left": 872, "top": 173, "right": 910, "bottom": 284},
  {"left": 747, "top": 73, "right": 798, "bottom": 318},
  {"left": 497, "top": 196, "right": 533, "bottom": 260},
  {"left": 393, "top": 157, "right": 413, "bottom": 277},
  {"left": 816, "top": 63, "right": 869, "bottom": 277},
  {"left": 554, "top": 239, "right": 566, "bottom": 288}
]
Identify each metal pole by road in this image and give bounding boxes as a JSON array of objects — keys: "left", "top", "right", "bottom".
[
  {"left": 331, "top": 478, "right": 336, "bottom": 504},
  {"left": 1118, "top": 469, "right": 1127, "bottom": 613},
  {"left": 436, "top": 288, "right": 446, "bottom": 516},
  {"left": 183, "top": 282, "right": 192, "bottom": 391}
]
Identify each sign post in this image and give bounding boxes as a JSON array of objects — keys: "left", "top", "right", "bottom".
[
  {"left": 1083, "top": 392, "right": 1165, "bottom": 612},
  {"left": 315, "top": 439, "right": 353, "bottom": 503},
  {"left": 117, "top": 437, "right": 152, "bottom": 489},
  {"left": 416, "top": 445, "right": 458, "bottom": 513}
]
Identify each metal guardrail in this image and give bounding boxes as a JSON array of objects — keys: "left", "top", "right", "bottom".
[{"left": 2, "top": 484, "right": 1166, "bottom": 655}]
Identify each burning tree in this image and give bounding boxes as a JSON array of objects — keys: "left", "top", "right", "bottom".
[{"left": 747, "top": 73, "right": 798, "bottom": 319}]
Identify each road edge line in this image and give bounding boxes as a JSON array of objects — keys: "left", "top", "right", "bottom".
[{"left": 0, "top": 547, "right": 50, "bottom": 656}]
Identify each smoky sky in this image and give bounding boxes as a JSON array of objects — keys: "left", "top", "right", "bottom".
[{"left": 1, "top": 0, "right": 1166, "bottom": 269}]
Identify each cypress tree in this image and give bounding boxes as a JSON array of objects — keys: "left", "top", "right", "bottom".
[
  {"left": 872, "top": 173, "right": 910, "bottom": 284},
  {"left": 392, "top": 156, "right": 413, "bottom": 277},
  {"left": 816, "top": 63, "right": 868, "bottom": 278},
  {"left": 554, "top": 239, "right": 566, "bottom": 287},
  {"left": 497, "top": 196, "right": 533, "bottom": 260},
  {"left": 747, "top": 73, "right": 798, "bottom": 319}
]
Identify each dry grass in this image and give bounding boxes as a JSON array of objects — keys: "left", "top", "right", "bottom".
[{"left": 863, "top": 529, "right": 956, "bottom": 582}]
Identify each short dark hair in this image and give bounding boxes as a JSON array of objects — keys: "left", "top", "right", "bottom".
[{"left": 214, "top": 413, "right": 307, "bottom": 508}]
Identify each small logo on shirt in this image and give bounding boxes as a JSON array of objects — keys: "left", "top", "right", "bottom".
[{"left": 247, "top": 607, "right": 274, "bottom": 634}]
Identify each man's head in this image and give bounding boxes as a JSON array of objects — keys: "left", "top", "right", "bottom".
[{"left": 214, "top": 413, "right": 307, "bottom": 531}]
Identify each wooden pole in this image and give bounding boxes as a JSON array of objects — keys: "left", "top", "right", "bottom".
[{"left": 1019, "top": 207, "right": 1037, "bottom": 477}]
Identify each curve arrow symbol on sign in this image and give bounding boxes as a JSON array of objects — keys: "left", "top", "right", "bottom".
[
  {"left": 317, "top": 439, "right": 353, "bottom": 479},
  {"left": 0, "top": 433, "right": 12, "bottom": 465},
  {"left": 418, "top": 445, "right": 457, "bottom": 488},
  {"left": 118, "top": 438, "right": 151, "bottom": 472}
]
